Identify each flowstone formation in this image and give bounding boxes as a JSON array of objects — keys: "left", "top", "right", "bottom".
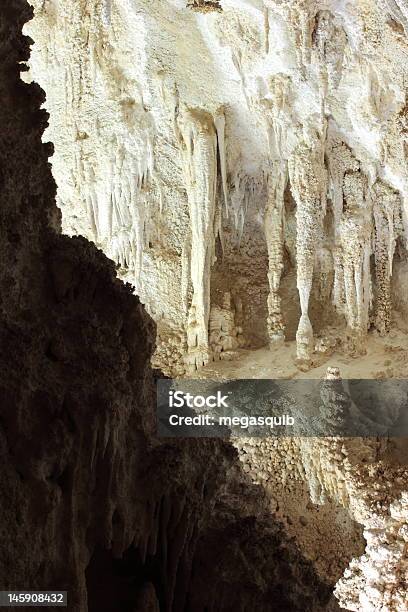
[{"left": 26, "top": 0, "right": 408, "bottom": 375}]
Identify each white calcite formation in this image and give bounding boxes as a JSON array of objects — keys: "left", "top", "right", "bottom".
[
  {"left": 26, "top": 0, "right": 408, "bottom": 374},
  {"left": 26, "top": 1, "right": 408, "bottom": 609}
]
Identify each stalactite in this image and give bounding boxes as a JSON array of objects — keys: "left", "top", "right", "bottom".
[
  {"left": 263, "top": 74, "right": 292, "bottom": 160},
  {"left": 181, "top": 234, "right": 192, "bottom": 317},
  {"left": 264, "top": 7, "right": 270, "bottom": 55},
  {"left": 288, "top": 0, "right": 316, "bottom": 77},
  {"left": 214, "top": 109, "right": 229, "bottom": 217},
  {"left": 27, "top": 0, "right": 156, "bottom": 298},
  {"left": 228, "top": 171, "right": 258, "bottom": 246},
  {"left": 312, "top": 11, "right": 347, "bottom": 91}
]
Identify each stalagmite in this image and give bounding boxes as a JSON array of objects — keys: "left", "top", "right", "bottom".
[
  {"left": 336, "top": 489, "right": 408, "bottom": 612},
  {"left": 209, "top": 292, "right": 245, "bottom": 359}
]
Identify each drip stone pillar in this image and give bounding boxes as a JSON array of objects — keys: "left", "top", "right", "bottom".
[
  {"left": 288, "top": 126, "right": 326, "bottom": 365},
  {"left": 261, "top": 75, "right": 291, "bottom": 347},
  {"left": 340, "top": 172, "right": 372, "bottom": 354},
  {"left": 373, "top": 181, "right": 399, "bottom": 335},
  {"left": 327, "top": 142, "right": 360, "bottom": 315},
  {"left": 264, "top": 162, "right": 287, "bottom": 345},
  {"left": 177, "top": 107, "right": 218, "bottom": 370}
]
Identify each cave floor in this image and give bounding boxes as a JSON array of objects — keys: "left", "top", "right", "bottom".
[{"left": 199, "top": 327, "right": 408, "bottom": 380}]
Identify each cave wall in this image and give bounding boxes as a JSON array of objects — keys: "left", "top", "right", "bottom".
[
  {"left": 25, "top": 0, "right": 408, "bottom": 373},
  {"left": 0, "top": 3, "right": 339, "bottom": 611}
]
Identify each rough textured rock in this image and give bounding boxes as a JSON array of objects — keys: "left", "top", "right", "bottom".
[
  {"left": 234, "top": 370, "right": 408, "bottom": 611},
  {"left": 26, "top": 0, "right": 408, "bottom": 374},
  {"left": 10, "top": 0, "right": 408, "bottom": 609},
  {"left": 0, "top": 2, "right": 338, "bottom": 611},
  {"left": 187, "top": 0, "right": 222, "bottom": 13}
]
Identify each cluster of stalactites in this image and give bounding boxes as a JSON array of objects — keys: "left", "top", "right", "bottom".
[
  {"left": 329, "top": 144, "right": 402, "bottom": 352},
  {"left": 187, "top": 0, "right": 222, "bottom": 13}
]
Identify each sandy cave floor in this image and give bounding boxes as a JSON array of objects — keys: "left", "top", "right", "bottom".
[{"left": 198, "top": 327, "right": 408, "bottom": 380}]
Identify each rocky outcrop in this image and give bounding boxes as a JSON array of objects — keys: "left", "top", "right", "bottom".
[{"left": 0, "top": 3, "right": 336, "bottom": 611}]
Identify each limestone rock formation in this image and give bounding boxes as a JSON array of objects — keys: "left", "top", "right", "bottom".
[
  {"left": 209, "top": 291, "right": 245, "bottom": 360},
  {"left": 0, "top": 2, "right": 339, "bottom": 611},
  {"left": 25, "top": 0, "right": 408, "bottom": 373},
  {"left": 13, "top": 0, "right": 408, "bottom": 610}
]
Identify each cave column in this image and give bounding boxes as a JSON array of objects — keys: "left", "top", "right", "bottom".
[
  {"left": 327, "top": 142, "right": 360, "bottom": 316},
  {"left": 340, "top": 172, "right": 372, "bottom": 354},
  {"left": 177, "top": 107, "right": 218, "bottom": 370},
  {"left": 262, "top": 75, "right": 292, "bottom": 348},
  {"left": 264, "top": 162, "right": 287, "bottom": 346},
  {"left": 372, "top": 181, "right": 399, "bottom": 335},
  {"left": 288, "top": 127, "right": 327, "bottom": 365}
]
